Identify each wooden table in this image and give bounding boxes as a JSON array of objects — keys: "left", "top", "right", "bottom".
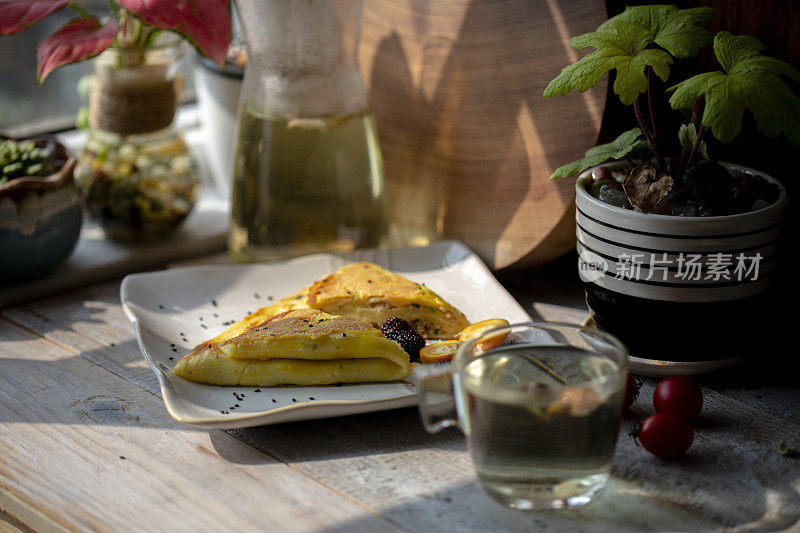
[{"left": 1, "top": 254, "right": 799, "bottom": 532}]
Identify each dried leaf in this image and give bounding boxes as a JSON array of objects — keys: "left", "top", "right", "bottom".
[
  {"left": 36, "top": 17, "right": 118, "bottom": 83},
  {"left": 0, "top": 0, "right": 68, "bottom": 35},
  {"left": 622, "top": 165, "right": 674, "bottom": 213},
  {"left": 119, "top": 0, "right": 231, "bottom": 65}
]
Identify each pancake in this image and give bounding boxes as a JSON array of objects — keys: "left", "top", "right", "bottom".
[
  {"left": 306, "top": 262, "right": 469, "bottom": 339},
  {"left": 173, "top": 309, "right": 412, "bottom": 386},
  {"left": 205, "top": 262, "right": 468, "bottom": 345}
]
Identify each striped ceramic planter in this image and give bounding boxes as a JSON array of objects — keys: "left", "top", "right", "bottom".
[{"left": 576, "top": 162, "right": 787, "bottom": 361}]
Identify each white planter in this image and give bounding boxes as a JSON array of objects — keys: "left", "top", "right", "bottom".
[
  {"left": 194, "top": 56, "right": 243, "bottom": 197},
  {"left": 576, "top": 162, "right": 787, "bottom": 361}
]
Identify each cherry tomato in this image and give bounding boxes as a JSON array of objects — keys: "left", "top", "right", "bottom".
[
  {"left": 639, "top": 413, "right": 694, "bottom": 459},
  {"left": 653, "top": 375, "right": 703, "bottom": 419},
  {"left": 622, "top": 373, "right": 638, "bottom": 411}
]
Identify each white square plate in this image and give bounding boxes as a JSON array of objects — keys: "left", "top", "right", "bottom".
[{"left": 121, "top": 240, "right": 530, "bottom": 428}]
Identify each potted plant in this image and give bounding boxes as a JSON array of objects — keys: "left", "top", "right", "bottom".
[
  {"left": 0, "top": 0, "right": 232, "bottom": 242},
  {"left": 543, "top": 4, "right": 797, "bottom": 365},
  {"left": 0, "top": 134, "right": 81, "bottom": 281}
]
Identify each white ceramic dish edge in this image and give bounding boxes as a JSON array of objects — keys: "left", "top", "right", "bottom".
[{"left": 121, "top": 240, "right": 532, "bottom": 428}]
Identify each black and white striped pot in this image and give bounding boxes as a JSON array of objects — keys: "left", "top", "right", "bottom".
[{"left": 576, "top": 162, "right": 787, "bottom": 364}]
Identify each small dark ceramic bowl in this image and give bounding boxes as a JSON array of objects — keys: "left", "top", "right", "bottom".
[{"left": 0, "top": 134, "right": 82, "bottom": 282}]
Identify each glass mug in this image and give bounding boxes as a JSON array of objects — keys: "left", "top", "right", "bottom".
[{"left": 417, "top": 322, "right": 628, "bottom": 510}]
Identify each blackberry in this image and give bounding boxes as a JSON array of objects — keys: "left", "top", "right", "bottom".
[
  {"left": 381, "top": 318, "right": 424, "bottom": 362},
  {"left": 381, "top": 317, "right": 413, "bottom": 336}
]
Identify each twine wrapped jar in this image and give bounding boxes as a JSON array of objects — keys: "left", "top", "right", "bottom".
[{"left": 75, "top": 36, "right": 198, "bottom": 243}]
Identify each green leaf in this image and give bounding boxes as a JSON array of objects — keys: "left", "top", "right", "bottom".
[
  {"left": 599, "top": 5, "right": 713, "bottom": 59},
  {"left": 678, "top": 123, "right": 708, "bottom": 159},
  {"left": 550, "top": 128, "right": 648, "bottom": 179},
  {"left": 778, "top": 441, "right": 798, "bottom": 457},
  {"left": 544, "top": 20, "right": 673, "bottom": 105},
  {"left": 669, "top": 32, "right": 800, "bottom": 144}
]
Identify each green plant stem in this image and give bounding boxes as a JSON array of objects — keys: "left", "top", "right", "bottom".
[
  {"left": 633, "top": 98, "right": 662, "bottom": 173},
  {"left": 68, "top": 2, "right": 92, "bottom": 19},
  {"left": 677, "top": 98, "right": 704, "bottom": 178},
  {"left": 685, "top": 125, "right": 706, "bottom": 171},
  {"left": 646, "top": 68, "right": 666, "bottom": 172}
]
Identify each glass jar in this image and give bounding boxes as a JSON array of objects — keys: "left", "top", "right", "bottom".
[
  {"left": 230, "top": 0, "right": 388, "bottom": 262},
  {"left": 74, "top": 37, "right": 199, "bottom": 243}
]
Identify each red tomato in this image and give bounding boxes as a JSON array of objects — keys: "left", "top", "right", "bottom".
[
  {"left": 639, "top": 413, "right": 694, "bottom": 459},
  {"left": 653, "top": 375, "right": 703, "bottom": 419}
]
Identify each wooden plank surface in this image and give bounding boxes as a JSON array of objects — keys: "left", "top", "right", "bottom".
[
  {"left": 3, "top": 280, "right": 799, "bottom": 531},
  {"left": 0, "top": 318, "right": 402, "bottom": 532}
]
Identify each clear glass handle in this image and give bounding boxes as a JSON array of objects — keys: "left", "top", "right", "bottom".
[{"left": 416, "top": 363, "right": 460, "bottom": 433}]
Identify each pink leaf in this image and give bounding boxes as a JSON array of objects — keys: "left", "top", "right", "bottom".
[
  {"left": 0, "top": 0, "right": 69, "bottom": 34},
  {"left": 119, "top": 0, "right": 231, "bottom": 65},
  {"left": 37, "top": 17, "right": 119, "bottom": 83}
]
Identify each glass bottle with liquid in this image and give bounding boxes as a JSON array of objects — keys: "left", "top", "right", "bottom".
[{"left": 230, "top": 0, "right": 388, "bottom": 262}]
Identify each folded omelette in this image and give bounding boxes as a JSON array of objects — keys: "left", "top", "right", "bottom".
[
  {"left": 173, "top": 309, "right": 412, "bottom": 386},
  {"left": 200, "top": 262, "right": 469, "bottom": 348}
]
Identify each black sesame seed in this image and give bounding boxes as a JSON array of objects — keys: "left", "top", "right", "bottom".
[
  {"left": 254, "top": 293, "right": 260, "bottom": 299},
  {"left": 110, "top": 343, "right": 116, "bottom": 347},
  {"left": 292, "top": 398, "right": 297, "bottom": 402},
  {"left": 170, "top": 343, "right": 176, "bottom": 347},
  {"left": 201, "top": 324, "right": 208, "bottom": 329},
  {"left": 214, "top": 313, "right": 219, "bottom": 318},
  {"left": 159, "top": 305, "right": 164, "bottom": 309},
  {"left": 179, "top": 332, "right": 185, "bottom": 336},
  {"left": 172, "top": 348, "right": 178, "bottom": 352},
  {"left": 119, "top": 455, "right": 126, "bottom": 459},
  {"left": 309, "top": 397, "right": 315, "bottom": 400},
  {"left": 199, "top": 316, "right": 204, "bottom": 321},
  {"left": 342, "top": 333, "right": 347, "bottom": 337},
  {"left": 272, "top": 398, "right": 277, "bottom": 403},
  {"left": 268, "top": 296, "right": 273, "bottom": 301},
  {"left": 211, "top": 299, "right": 218, "bottom": 307},
  {"left": 169, "top": 357, "right": 174, "bottom": 360},
  {"left": 235, "top": 404, "right": 239, "bottom": 407},
  {"left": 255, "top": 389, "right": 261, "bottom": 392}
]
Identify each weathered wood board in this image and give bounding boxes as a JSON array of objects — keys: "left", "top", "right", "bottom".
[{"left": 2, "top": 280, "right": 798, "bottom": 531}]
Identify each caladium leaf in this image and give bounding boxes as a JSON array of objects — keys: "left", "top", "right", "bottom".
[
  {"left": 544, "top": 20, "right": 673, "bottom": 105},
  {"left": 598, "top": 5, "right": 713, "bottom": 59},
  {"left": 669, "top": 32, "right": 800, "bottom": 143},
  {"left": 37, "top": 17, "right": 119, "bottom": 83},
  {"left": 550, "top": 128, "right": 648, "bottom": 179},
  {"left": 118, "top": 0, "right": 231, "bottom": 65},
  {"left": 0, "top": 0, "right": 68, "bottom": 34}
]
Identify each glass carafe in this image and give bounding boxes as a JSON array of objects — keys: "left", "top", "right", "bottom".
[{"left": 230, "top": 0, "right": 388, "bottom": 262}]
